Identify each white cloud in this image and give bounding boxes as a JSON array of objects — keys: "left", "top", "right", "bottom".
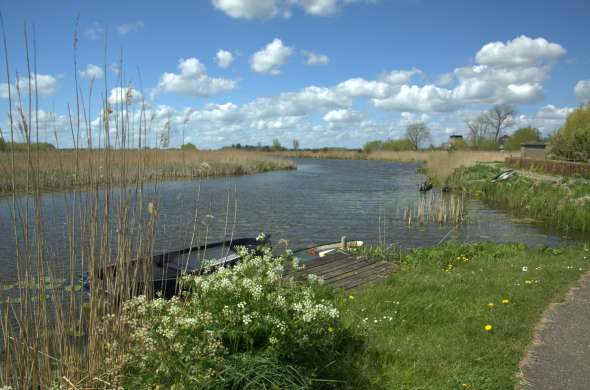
[
  {"left": 155, "top": 57, "right": 237, "bottom": 97},
  {"left": 251, "top": 39, "right": 293, "bottom": 75},
  {"left": 336, "top": 78, "right": 390, "bottom": 98},
  {"left": 211, "top": 0, "right": 378, "bottom": 19},
  {"left": 302, "top": 50, "right": 329, "bottom": 66},
  {"left": 574, "top": 80, "right": 590, "bottom": 100},
  {"left": 503, "top": 83, "right": 544, "bottom": 103},
  {"left": 216, "top": 50, "right": 235, "bottom": 68},
  {"left": 536, "top": 104, "right": 573, "bottom": 120},
  {"left": 380, "top": 68, "right": 422, "bottom": 85},
  {"left": 212, "top": 0, "right": 279, "bottom": 19},
  {"left": 0, "top": 74, "right": 58, "bottom": 99},
  {"left": 108, "top": 87, "right": 143, "bottom": 105},
  {"left": 373, "top": 84, "right": 458, "bottom": 112},
  {"left": 116, "top": 21, "right": 144, "bottom": 35},
  {"left": 475, "top": 35, "right": 565, "bottom": 68},
  {"left": 323, "top": 109, "right": 361, "bottom": 122},
  {"left": 296, "top": 0, "right": 339, "bottom": 16},
  {"left": 80, "top": 64, "right": 104, "bottom": 80},
  {"left": 85, "top": 22, "right": 104, "bottom": 40}
]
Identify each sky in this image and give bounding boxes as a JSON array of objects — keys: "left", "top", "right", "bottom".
[{"left": 0, "top": 0, "right": 589, "bottom": 149}]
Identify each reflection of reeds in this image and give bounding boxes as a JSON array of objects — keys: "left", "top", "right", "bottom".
[{"left": 403, "top": 192, "right": 466, "bottom": 226}]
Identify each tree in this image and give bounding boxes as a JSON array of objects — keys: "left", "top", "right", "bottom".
[
  {"left": 484, "top": 104, "right": 517, "bottom": 144},
  {"left": 551, "top": 103, "right": 590, "bottom": 161},
  {"left": 292, "top": 139, "right": 300, "bottom": 150},
  {"left": 363, "top": 140, "right": 382, "bottom": 152},
  {"left": 405, "top": 122, "right": 431, "bottom": 150},
  {"left": 504, "top": 127, "right": 541, "bottom": 150},
  {"left": 382, "top": 138, "right": 414, "bottom": 151},
  {"left": 271, "top": 139, "right": 283, "bottom": 151},
  {"left": 466, "top": 115, "right": 491, "bottom": 149},
  {"left": 180, "top": 142, "right": 198, "bottom": 151}
]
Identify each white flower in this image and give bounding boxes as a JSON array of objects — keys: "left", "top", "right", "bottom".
[
  {"left": 522, "top": 266, "right": 528, "bottom": 272},
  {"left": 256, "top": 232, "right": 266, "bottom": 241}
]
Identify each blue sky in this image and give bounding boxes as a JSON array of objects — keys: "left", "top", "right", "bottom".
[{"left": 1, "top": 0, "right": 589, "bottom": 148}]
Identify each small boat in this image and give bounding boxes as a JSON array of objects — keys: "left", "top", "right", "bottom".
[
  {"left": 292, "top": 238, "right": 364, "bottom": 261},
  {"left": 89, "top": 236, "right": 266, "bottom": 298},
  {"left": 491, "top": 169, "right": 517, "bottom": 182}
]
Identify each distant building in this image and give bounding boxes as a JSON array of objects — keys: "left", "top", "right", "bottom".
[{"left": 520, "top": 142, "right": 548, "bottom": 160}]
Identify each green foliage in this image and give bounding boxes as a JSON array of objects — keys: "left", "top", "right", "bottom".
[
  {"left": 448, "top": 163, "right": 590, "bottom": 234},
  {"left": 551, "top": 103, "right": 590, "bottom": 161},
  {"left": 382, "top": 138, "right": 414, "bottom": 151},
  {"left": 271, "top": 139, "right": 284, "bottom": 151},
  {"left": 504, "top": 127, "right": 541, "bottom": 150},
  {"left": 113, "top": 247, "right": 366, "bottom": 389},
  {"left": 342, "top": 242, "right": 590, "bottom": 389},
  {"left": 0, "top": 140, "right": 56, "bottom": 152},
  {"left": 180, "top": 142, "right": 197, "bottom": 151},
  {"left": 363, "top": 140, "right": 382, "bottom": 153}
]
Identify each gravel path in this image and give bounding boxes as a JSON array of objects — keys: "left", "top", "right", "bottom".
[{"left": 519, "top": 271, "right": 590, "bottom": 390}]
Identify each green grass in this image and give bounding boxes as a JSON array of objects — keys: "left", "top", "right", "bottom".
[
  {"left": 447, "top": 164, "right": 590, "bottom": 235},
  {"left": 340, "top": 242, "right": 590, "bottom": 389}
]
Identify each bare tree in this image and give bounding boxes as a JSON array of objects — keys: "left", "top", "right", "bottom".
[
  {"left": 406, "top": 122, "right": 431, "bottom": 150},
  {"left": 292, "top": 139, "right": 299, "bottom": 150},
  {"left": 484, "top": 104, "right": 517, "bottom": 144},
  {"left": 465, "top": 115, "right": 491, "bottom": 149}
]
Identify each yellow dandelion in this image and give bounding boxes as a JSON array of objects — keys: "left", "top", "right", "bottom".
[
  {"left": 484, "top": 324, "right": 493, "bottom": 332},
  {"left": 462, "top": 384, "right": 470, "bottom": 389},
  {"left": 524, "top": 280, "right": 532, "bottom": 284},
  {"left": 502, "top": 299, "right": 510, "bottom": 304},
  {"left": 348, "top": 295, "right": 355, "bottom": 300},
  {"left": 487, "top": 302, "right": 495, "bottom": 308}
]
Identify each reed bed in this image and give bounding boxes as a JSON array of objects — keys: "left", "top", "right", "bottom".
[
  {"left": 402, "top": 191, "right": 466, "bottom": 226},
  {"left": 0, "top": 150, "right": 295, "bottom": 193},
  {"left": 270, "top": 149, "right": 510, "bottom": 183}
]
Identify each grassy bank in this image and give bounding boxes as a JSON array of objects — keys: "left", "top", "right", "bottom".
[
  {"left": 270, "top": 150, "right": 510, "bottom": 183},
  {"left": 447, "top": 164, "right": 590, "bottom": 235},
  {"left": 341, "top": 242, "right": 590, "bottom": 389},
  {"left": 0, "top": 149, "right": 296, "bottom": 193}
]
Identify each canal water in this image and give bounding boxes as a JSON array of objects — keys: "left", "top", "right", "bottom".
[{"left": 0, "top": 158, "right": 573, "bottom": 281}]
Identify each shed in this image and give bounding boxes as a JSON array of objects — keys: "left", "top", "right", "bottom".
[{"left": 520, "top": 142, "right": 548, "bottom": 160}]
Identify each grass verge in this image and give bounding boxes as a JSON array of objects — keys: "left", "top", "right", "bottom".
[
  {"left": 446, "top": 164, "right": 590, "bottom": 235},
  {"left": 340, "top": 242, "right": 590, "bottom": 389}
]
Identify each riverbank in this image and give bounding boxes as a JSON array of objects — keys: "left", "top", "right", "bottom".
[
  {"left": 269, "top": 150, "right": 510, "bottom": 183},
  {"left": 341, "top": 242, "right": 590, "bottom": 389},
  {"left": 0, "top": 150, "right": 296, "bottom": 193},
  {"left": 446, "top": 163, "right": 590, "bottom": 235}
]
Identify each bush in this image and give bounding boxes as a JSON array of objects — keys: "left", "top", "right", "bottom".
[
  {"left": 180, "top": 142, "right": 197, "bottom": 151},
  {"left": 551, "top": 103, "right": 590, "bottom": 161},
  {"left": 504, "top": 127, "right": 541, "bottom": 151},
  {"left": 111, "top": 246, "right": 366, "bottom": 389}
]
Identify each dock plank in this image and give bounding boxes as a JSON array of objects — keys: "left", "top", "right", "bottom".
[{"left": 284, "top": 251, "right": 398, "bottom": 291}]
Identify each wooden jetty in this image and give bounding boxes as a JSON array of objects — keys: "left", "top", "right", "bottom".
[{"left": 284, "top": 251, "right": 399, "bottom": 291}]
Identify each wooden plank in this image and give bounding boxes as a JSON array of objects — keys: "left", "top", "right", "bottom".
[
  {"left": 333, "top": 263, "right": 399, "bottom": 290},
  {"left": 291, "top": 257, "right": 371, "bottom": 279},
  {"left": 310, "top": 259, "right": 385, "bottom": 281}
]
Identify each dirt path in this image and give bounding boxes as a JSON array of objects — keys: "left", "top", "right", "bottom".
[{"left": 519, "top": 271, "right": 590, "bottom": 389}]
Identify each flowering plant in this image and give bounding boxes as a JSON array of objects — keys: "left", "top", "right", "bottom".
[{"left": 111, "top": 246, "right": 363, "bottom": 388}]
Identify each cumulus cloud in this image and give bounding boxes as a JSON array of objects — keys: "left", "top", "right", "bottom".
[
  {"left": 302, "top": 50, "right": 329, "bottom": 66},
  {"left": 380, "top": 68, "right": 422, "bottom": 85},
  {"left": 108, "top": 87, "right": 143, "bottom": 105},
  {"left": 116, "top": 21, "right": 144, "bottom": 35},
  {"left": 574, "top": 80, "right": 590, "bottom": 100},
  {"left": 373, "top": 85, "right": 458, "bottom": 112},
  {"left": 155, "top": 57, "right": 237, "bottom": 97},
  {"left": 336, "top": 78, "right": 390, "bottom": 98},
  {"left": 212, "top": 0, "right": 280, "bottom": 19},
  {"left": 536, "top": 104, "right": 573, "bottom": 120},
  {"left": 475, "top": 35, "right": 565, "bottom": 68},
  {"left": 0, "top": 74, "right": 58, "bottom": 99},
  {"left": 216, "top": 50, "right": 235, "bottom": 68},
  {"left": 323, "top": 109, "right": 361, "bottom": 122},
  {"left": 211, "top": 0, "right": 378, "bottom": 19},
  {"left": 251, "top": 39, "right": 293, "bottom": 75},
  {"left": 80, "top": 64, "right": 105, "bottom": 80}
]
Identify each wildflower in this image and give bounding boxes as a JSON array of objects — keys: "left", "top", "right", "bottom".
[
  {"left": 524, "top": 280, "right": 532, "bottom": 284},
  {"left": 348, "top": 295, "right": 355, "bottom": 300},
  {"left": 522, "top": 266, "right": 528, "bottom": 272},
  {"left": 487, "top": 302, "right": 495, "bottom": 308},
  {"left": 256, "top": 232, "right": 267, "bottom": 242},
  {"left": 327, "top": 327, "right": 334, "bottom": 333},
  {"left": 463, "top": 384, "right": 470, "bottom": 389},
  {"left": 484, "top": 324, "right": 493, "bottom": 332},
  {"left": 502, "top": 299, "right": 510, "bottom": 304}
]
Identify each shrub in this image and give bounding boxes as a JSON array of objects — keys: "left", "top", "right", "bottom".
[
  {"left": 180, "top": 142, "right": 197, "bottom": 151},
  {"left": 504, "top": 127, "right": 541, "bottom": 151},
  {"left": 111, "top": 247, "right": 366, "bottom": 389}
]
